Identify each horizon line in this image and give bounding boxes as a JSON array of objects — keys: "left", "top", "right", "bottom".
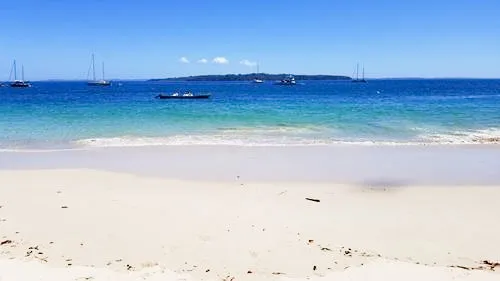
[
  {"left": 11, "top": 77, "right": 500, "bottom": 82},
  {"left": 3, "top": 73, "right": 500, "bottom": 83}
]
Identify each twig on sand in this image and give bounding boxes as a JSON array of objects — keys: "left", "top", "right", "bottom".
[
  {"left": 450, "top": 265, "right": 471, "bottom": 270},
  {"left": 305, "top": 198, "right": 320, "bottom": 203},
  {"left": 1, "top": 240, "right": 13, "bottom": 245},
  {"left": 35, "top": 256, "right": 48, "bottom": 263},
  {"left": 483, "top": 260, "right": 500, "bottom": 270},
  {"left": 449, "top": 260, "right": 500, "bottom": 272},
  {"left": 1, "top": 240, "right": 12, "bottom": 245}
]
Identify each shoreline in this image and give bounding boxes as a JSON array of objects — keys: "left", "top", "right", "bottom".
[
  {"left": 1, "top": 169, "right": 499, "bottom": 281},
  {"left": 2, "top": 136, "right": 500, "bottom": 151},
  {"left": 1, "top": 142, "right": 500, "bottom": 152}
]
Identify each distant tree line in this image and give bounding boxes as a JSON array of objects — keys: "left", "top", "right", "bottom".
[{"left": 149, "top": 73, "right": 352, "bottom": 81}]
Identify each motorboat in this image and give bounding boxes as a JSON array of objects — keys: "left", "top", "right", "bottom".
[
  {"left": 275, "top": 74, "right": 296, "bottom": 85},
  {"left": 155, "top": 92, "right": 211, "bottom": 99}
]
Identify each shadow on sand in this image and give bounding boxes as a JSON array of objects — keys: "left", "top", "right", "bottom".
[{"left": 356, "top": 178, "right": 412, "bottom": 192}]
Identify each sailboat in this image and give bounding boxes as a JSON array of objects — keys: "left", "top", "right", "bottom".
[
  {"left": 252, "top": 63, "right": 264, "bottom": 83},
  {"left": 87, "top": 54, "right": 111, "bottom": 86},
  {"left": 9, "top": 60, "right": 31, "bottom": 88},
  {"left": 352, "top": 63, "right": 367, "bottom": 83}
]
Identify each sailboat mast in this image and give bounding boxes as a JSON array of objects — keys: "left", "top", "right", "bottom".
[
  {"left": 22, "top": 65, "right": 25, "bottom": 81},
  {"left": 257, "top": 63, "right": 259, "bottom": 74},
  {"left": 13, "top": 60, "right": 17, "bottom": 81},
  {"left": 356, "top": 63, "right": 359, "bottom": 80},
  {"left": 102, "top": 62, "right": 105, "bottom": 80},
  {"left": 92, "top": 54, "right": 96, "bottom": 81},
  {"left": 362, "top": 65, "right": 365, "bottom": 80}
]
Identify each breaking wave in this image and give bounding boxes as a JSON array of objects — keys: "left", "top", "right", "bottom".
[
  {"left": 418, "top": 128, "right": 500, "bottom": 144},
  {"left": 73, "top": 128, "right": 500, "bottom": 148}
]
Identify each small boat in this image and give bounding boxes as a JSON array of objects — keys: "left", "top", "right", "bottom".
[
  {"left": 156, "top": 92, "right": 211, "bottom": 99},
  {"left": 87, "top": 80, "right": 111, "bottom": 86},
  {"left": 9, "top": 60, "right": 31, "bottom": 88},
  {"left": 352, "top": 63, "right": 367, "bottom": 83},
  {"left": 252, "top": 63, "right": 264, "bottom": 83},
  {"left": 11, "top": 80, "right": 31, "bottom": 88},
  {"left": 275, "top": 74, "right": 296, "bottom": 85},
  {"left": 87, "top": 54, "right": 111, "bottom": 86}
]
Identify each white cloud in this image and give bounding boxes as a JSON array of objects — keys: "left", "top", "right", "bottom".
[
  {"left": 197, "top": 58, "right": 208, "bottom": 64},
  {"left": 239, "top": 59, "right": 257, "bottom": 67},
  {"left": 179, "top": 57, "right": 190, "bottom": 63},
  {"left": 212, "top": 57, "right": 229, "bottom": 64}
]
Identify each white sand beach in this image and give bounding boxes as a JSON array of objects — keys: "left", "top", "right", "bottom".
[{"left": 1, "top": 146, "right": 500, "bottom": 280}]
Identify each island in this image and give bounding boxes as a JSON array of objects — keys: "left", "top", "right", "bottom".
[{"left": 149, "top": 73, "right": 352, "bottom": 82}]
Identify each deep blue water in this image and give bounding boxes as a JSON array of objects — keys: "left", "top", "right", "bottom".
[{"left": 0, "top": 79, "right": 499, "bottom": 149}]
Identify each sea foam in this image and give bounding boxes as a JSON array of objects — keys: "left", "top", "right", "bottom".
[{"left": 73, "top": 128, "right": 500, "bottom": 148}]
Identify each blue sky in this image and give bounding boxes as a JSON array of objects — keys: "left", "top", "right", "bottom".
[{"left": 1, "top": 0, "right": 499, "bottom": 80}]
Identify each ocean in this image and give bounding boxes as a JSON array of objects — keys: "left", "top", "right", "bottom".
[{"left": 0, "top": 79, "right": 499, "bottom": 149}]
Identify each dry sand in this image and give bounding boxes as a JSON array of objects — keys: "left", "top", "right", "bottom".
[{"left": 1, "top": 169, "right": 499, "bottom": 280}]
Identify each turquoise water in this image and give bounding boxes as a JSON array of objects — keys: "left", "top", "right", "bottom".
[{"left": 0, "top": 79, "right": 499, "bottom": 149}]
